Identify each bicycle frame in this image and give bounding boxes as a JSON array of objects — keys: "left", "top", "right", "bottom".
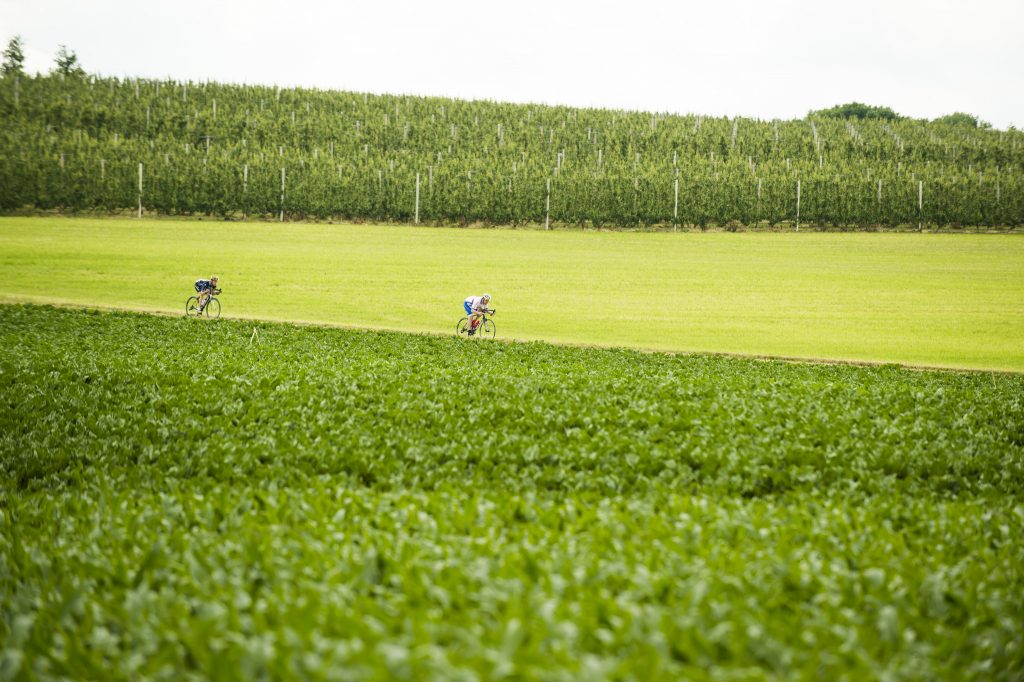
[
  {"left": 457, "top": 308, "right": 495, "bottom": 338},
  {"left": 187, "top": 289, "right": 222, "bottom": 318},
  {"left": 468, "top": 308, "right": 495, "bottom": 330},
  {"left": 197, "top": 288, "right": 221, "bottom": 309}
]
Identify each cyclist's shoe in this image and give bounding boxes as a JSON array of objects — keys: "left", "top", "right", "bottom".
[{"left": 467, "top": 330, "right": 475, "bottom": 336}]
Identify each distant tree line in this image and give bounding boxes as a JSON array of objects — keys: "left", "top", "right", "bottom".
[
  {"left": 811, "top": 102, "right": 904, "bottom": 122},
  {"left": 3, "top": 35, "right": 84, "bottom": 78},
  {"left": 810, "top": 101, "right": 992, "bottom": 129}
]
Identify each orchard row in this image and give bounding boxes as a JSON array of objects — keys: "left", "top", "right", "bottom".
[{"left": 1, "top": 74, "right": 1021, "bottom": 226}]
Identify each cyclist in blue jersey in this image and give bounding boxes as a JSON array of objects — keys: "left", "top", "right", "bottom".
[{"left": 194, "top": 275, "right": 220, "bottom": 313}]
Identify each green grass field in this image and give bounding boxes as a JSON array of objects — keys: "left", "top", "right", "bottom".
[
  {"left": 0, "top": 217, "right": 1022, "bottom": 370},
  {"left": 3, "top": 305, "right": 1022, "bottom": 679}
]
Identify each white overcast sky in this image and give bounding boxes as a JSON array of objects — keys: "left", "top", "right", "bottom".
[{"left": 2, "top": 0, "right": 1022, "bottom": 128}]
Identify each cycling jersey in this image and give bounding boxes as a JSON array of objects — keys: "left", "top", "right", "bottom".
[
  {"left": 195, "top": 279, "right": 215, "bottom": 293},
  {"left": 464, "top": 295, "right": 488, "bottom": 315}
]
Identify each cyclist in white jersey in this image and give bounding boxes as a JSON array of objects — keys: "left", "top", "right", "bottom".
[{"left": 463, "top": 293, "right": 492, "bottom": 336}]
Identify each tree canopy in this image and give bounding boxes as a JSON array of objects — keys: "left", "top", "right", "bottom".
[
  {"left": 2, "top": 35, "right": 25, "bottom": 77},
  {"left": 932, "top": 112, "right": 991, "bottom": 129},
  {"left": 809, "top": 103, "right": 903, "bottom": 121},
  {"left": 53, "top": 45, "right": 84, "bottom": 77}
]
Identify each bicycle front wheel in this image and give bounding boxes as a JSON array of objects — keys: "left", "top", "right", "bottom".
[
  {"left": 186, "top": 296, "right": 201, "bottom": 317},
  {"left": 480, "top": 318, "right": 496, "bottom": 339},
  {"left": 204, "top": 298, "right": 221, "bottom": 319},
  {"left": 456, "top": 317, "right": 470, "bottom": 336}
]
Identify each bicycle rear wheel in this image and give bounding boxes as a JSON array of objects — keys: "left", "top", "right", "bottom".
[
  {"left": 185, "top": 296, "right": 201, "bottom": 317},
  {"left": 480, "top": 318, "right": 496, "bottom": 339},
  {"left": 204, "top": 298, "right": 221, "bottom": 319},
  {"left": 456, "top": 317, "right": 470, "bottom": 336}
]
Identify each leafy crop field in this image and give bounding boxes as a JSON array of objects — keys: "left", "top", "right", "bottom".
[
  {"left": 1, "top": 217, "right": 1023, "bottom": 371},
  {"left": 2, "top": 74, "right": 1022, "bottom": 228},
  {"left": 1, "top": 305, "right": 1023, "bottom": 679}
]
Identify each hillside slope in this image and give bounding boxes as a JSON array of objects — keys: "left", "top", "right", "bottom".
[{"left": 1, "top": 74, "right": 1022, "bottom": 227}]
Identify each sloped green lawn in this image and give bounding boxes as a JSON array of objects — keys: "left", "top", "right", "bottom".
[{"left": 1, "top": 217, "right": 1022, "bottom": 370}]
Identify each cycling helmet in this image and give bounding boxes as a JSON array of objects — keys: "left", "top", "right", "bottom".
[
  {"left": 482, "top": 293, "right": 491, "bottom": 300},
  {"left": 211, "top": 275, "right": 219, "bottom": 282}
]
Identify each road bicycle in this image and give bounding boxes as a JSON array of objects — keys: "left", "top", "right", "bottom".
[
  {"left": 456, "top": 308, "right": 495, "bottom": 339},
  {"left": 186, "top": 289, "right": 222, "bottom": 319}
]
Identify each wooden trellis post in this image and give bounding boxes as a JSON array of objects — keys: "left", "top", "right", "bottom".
[
  {"left": 545, "top": 178, "right": 551, "bottom": 230},
  {"left": 918, "top": 180, "right": 923, "bottom": 231},
  {"left": 757, "top": 178, "right": 762, "bottom": 219},
  {"left": 673, "top": 167, "right": 679, "bottom": 231},
  {"left": 796, "top": 179, "right": 801, "bottom": 232}
]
